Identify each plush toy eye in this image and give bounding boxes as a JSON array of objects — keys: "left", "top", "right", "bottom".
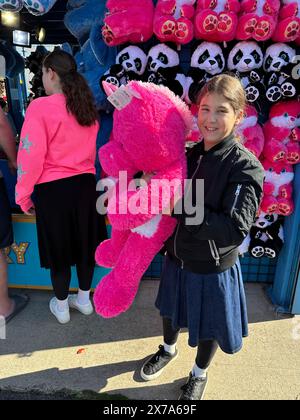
[
  {"left": 119, "top": 53, "right": 130, "bottom": 63},
  {"left": 265, "top": 56, "right": 272, "bottom": 68},
  {"left": 281, "top": 169, "right": 287, "bottom": 173},
  {"left": 279, "top": 52, "right": 288, "bottom": 62},
  {"left": 269, "top": 167, "right": 274, "bottom": 172},
  {"left": 135, "top": 59, "right": 142, "bottom": 71},
  {"left": 284, "top": 112, "right": 289, "bottom": 118}
]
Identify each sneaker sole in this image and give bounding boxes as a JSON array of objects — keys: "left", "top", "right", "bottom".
[
  {"left": 68, "top": 297, "right": 94, "bottom": 316},
  {"left": 140, "top": 351, "right": 178, "bottom": 381}
]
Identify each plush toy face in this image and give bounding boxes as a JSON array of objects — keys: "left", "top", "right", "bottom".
[
  {"left": 116, "top": 46, "right": 147, "bottom": 76},
  {"left": 147, "top": 44, "right": 180, "bottom": 74},
  {"left": 228, "top": 41, "right": 263, "bottom": 73},
  {"left": 264, "top": 43, "right": 296, "bottom": 72},
  {"left": 263, "top": 159, "right": 294, "bottom": 185},
  {"left": 104, "top": 81, "right": 192, "bottom": 172},
  {"left": 191, "top": 42, "right": 225, "bottom": 75},
  {"left": 255, "top": 211, "right": 278, "bottom": 228},
  {"left": 269, "top": 101, "right": 300, "bottom": 129}
]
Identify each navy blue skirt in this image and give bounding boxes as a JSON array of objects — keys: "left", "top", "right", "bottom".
[{"left": 155, "top": 255, "right": 248, "bottom": 354}]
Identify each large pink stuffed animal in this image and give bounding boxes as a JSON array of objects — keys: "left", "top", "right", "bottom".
[
  {"left": 236, "top": 0, "right": 280, "bottom": 41},
  {"left": 272, "top": 0, "right": 300, "bottom": 42},
  {"left": 194, "top": 0, "right": 240, "bottom": 42},
  {"left": 154, "top": 0, "right": 196, "bottom": 45},
  {"left": 260, "top": 158, "right": 294, "bottom": 216},
  {"left": 94, "top": 81, "right": 192, "bottom": 318},
  {"left": 102, "top": 0, "right": 154, "bottom": 46},
  {"left": 236, "top": 105, "right": 265, "bottom": 158},
  {"left": 263, "top": 100, "right": 300, "bottom": 165}
]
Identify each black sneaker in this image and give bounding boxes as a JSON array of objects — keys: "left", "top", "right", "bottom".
[
  {"left": 140, "top": 344, "right": 178, "bottom": 381},
  {"left": 178, "top": 372, "right": 208, "bottom": 400}
]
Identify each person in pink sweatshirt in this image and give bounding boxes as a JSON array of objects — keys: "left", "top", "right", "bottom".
[{"left": 16, "top": 50, "right": 107, "bottom": 324}]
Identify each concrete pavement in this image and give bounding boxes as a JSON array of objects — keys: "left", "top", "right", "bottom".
[{"left": 0, "top": 281, "right": 299, "bottom": 400}]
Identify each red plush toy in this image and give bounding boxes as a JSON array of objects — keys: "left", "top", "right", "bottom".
[
  {"left": 260, "top": 158, "right": 294, "bottom": 216},
  {"left": 102, "top": 0, "right": 154, "bottom": 46},
  {"left": 153, "top": 0, "right": 196, "bottom": 45},
  {"left": 194, "top": 0, "right": 240, "bottom": 42},
  {"left": 272, "top": 0, "right": 300, "bottom": 42},
  {"left": 236, "top": 0, "right": 280, "bottom": 41},
  {"left": 263, "top": 100, "right": 300, "bottom": 165},
  {"left": 236, "top": 105, "right": 265, "bottom": 158}
]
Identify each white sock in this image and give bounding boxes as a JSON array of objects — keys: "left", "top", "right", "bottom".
[
  {"left": 192, "top": 363, "right": 207, "bottom": 378},
  {"left": 163, "top": 342, "right": 177, "bottom": 355},
  {"left": 77, "top": 289, "right": 90, "bottom": 305},
  {"left": 56, "top": 298, "right": 69, "bottom": 312}
]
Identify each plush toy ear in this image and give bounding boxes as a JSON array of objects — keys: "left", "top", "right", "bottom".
[{"left": 102, "top": 81, "right": 119, "bottom": 96}]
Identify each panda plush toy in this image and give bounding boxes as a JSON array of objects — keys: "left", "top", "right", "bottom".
[
  {"left": 263, "top": 43, "right": 298, "bottom": 103},
  {"left": 227, "top": 41, "right": 265, "bottom": 111},
  {"left": 101, "top": 46, "right": 148, "bottom": 90},
  {"left": 185, "top": 42, "right": 225, "bottom": 104},
  {"left": 248, "top": 212, "right": 284, "bottom": 259},
  {"left": 146, "top": 43, "right": 186, "bottom": 98}
]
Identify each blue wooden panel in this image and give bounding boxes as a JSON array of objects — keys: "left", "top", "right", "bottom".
[
  {"left": 269, "top": 164, "right": 300, "bottom": 313},
  {"left": 7, "top": 215, "right": 110, "bottom": 290}
]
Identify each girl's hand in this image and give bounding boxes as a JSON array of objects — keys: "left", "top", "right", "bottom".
[{"left": 24, "top": 207, "right": 35, "bottom": 216}]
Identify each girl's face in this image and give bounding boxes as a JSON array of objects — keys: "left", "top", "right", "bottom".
[{"left": 198, "top": 93, "right": 243, "bottom": 149}]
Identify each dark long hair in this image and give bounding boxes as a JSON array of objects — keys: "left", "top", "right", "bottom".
[{"left": 43, "top": 50, "right": 98, "bottom": 127}]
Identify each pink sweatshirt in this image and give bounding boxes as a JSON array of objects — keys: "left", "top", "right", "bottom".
[{"left": 16, "top": 94, "right": 99, "bottom": 212}]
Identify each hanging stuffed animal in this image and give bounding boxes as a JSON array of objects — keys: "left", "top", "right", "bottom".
[
  {"left": 185, "top": 42, "right": 226, "bottom": 104},
  {"left": 94, "top": 81, "right": 192, "bottom": 318},
  {"left": 263, "top": 100, "right": 300, "bottom": 164},
  {"left": 260, "top": 158, "right": 294, "bottom": 216},
  {"left": 236, "top": 0, "right": 280, "bottom": 41},
  {"left": 194, "top": 0, "right": 240, "bottom": 42},
  {"left": 0, "top": 0, "right": 23, "bottom": 11},
  {"left": 248, "top": 211, "right": 284, "bottom": 258},
  {"left": 101, "top": 46, "right": 148, "bottom": 90},
  {"left": 236, "top": 105, "right": 265, "bottom": 158},
  {"left": 146, "top": 43, "right": 187, "bottom": 99},
  {"left": 23, "top": 0, "right": 58, "bottom": 15},
  {"left": 227, "top": 41, "right": 265, "bottom": 110},
  {"left": 153, "top": 0, "right": 196, "bottom": 45},
  {"left": 263, "top": 43, "right": 298, "bottom": 103},
  {"left": 272, "top": 0, "right": 300, "bottom": 42},
  {"left": 102, "top": 0, "right": 154, "bottom": 46}
]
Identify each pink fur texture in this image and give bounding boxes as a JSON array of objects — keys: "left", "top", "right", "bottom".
[
  {"left": 102, "top": 0, "right": 154, "bottom": 46},
  {"left": 94, "top": 81, "right": 192, "bottom": 318},
  {"left": 272, "top": 0, "right": 300, "bottom": 42}
]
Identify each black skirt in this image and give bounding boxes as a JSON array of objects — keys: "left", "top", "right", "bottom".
[
  {"left": 34, "top": 174, "right": 107, "bottom": 270},
  {"left": 0, "top": 178, "right": 13, "bottom": 249}
]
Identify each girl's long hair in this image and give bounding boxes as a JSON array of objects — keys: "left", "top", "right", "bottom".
[{"left": 43, "top": 50, "right": 98, "bottom": 127}]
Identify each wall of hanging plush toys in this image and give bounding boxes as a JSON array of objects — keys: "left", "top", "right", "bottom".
[{"left": 99, "top": 0, "right": 300, "bottom": 262}]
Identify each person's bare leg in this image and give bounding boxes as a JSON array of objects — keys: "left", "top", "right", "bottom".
[{"left": 0, "top": 249, "right": 13, "bottom": 317}]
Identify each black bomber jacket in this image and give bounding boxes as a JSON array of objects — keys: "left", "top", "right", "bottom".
[{"left": 165, "top": 133, "right": 265, "bottom": 274}]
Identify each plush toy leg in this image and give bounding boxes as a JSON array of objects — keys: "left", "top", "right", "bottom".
[
  {"left": 249, "top": 239, "right": 265, "bottom": 258},
  {"left": 260, "top": 196, "right": 278, "bottom": 214},
  {"left": 94, "top": 216, "right": 177, "bottom": 318},
  {"left": 95, "top": 229, "right": 130, "bottom": 268},
  {"left": 0, "top": 0, "right": 23, "bottom": 12},
  {"left": 286, "top": 142, "right": 300, "bottom": 165}
]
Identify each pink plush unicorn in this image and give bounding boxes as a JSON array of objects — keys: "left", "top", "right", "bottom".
[{"left": 94, "top": 81, "right": 192, "bottom": 318}]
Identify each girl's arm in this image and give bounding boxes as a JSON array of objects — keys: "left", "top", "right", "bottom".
[
  {"left": 15, "top": 101, "right": 49, "bottom": 213},
  {"left": 183, "top": 157, "right": 265, "bottom": 247}
]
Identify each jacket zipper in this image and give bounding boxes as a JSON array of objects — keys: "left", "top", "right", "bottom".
[
  {"left": 208, "top": 240, "right": 220, "bottom": 267},
  {"left": 174, "top": 155, "right": 203, "bottom": 269},
  {"left": 230, "top": 184, "right": 242, "bottom": 217}
]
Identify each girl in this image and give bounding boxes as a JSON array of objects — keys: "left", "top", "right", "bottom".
[
  {"left": 16, "top": 50, "right": 107, "bottom": 324},
  {"left": 140, "top": 74, "right": 265, "bottom": 400}
]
